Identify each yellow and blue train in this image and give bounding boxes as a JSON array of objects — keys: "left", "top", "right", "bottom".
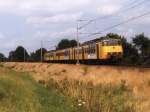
[{"left": 44, "top": 38, "right": 123, "bottom": 64}]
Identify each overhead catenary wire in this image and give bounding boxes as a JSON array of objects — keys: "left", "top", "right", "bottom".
[
  {"left": 79, "top": 0, "right": 149, "bottom": 29},
  {"left": 89, "top": 10, "right": 150, "bottom": 36}
]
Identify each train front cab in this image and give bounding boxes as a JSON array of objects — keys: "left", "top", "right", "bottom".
[{"left": 98, "top": 39, "right": 123, "bottom": 60}]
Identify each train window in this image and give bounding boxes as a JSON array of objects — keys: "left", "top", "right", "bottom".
[{"left": 102, "top": 39, "right": 121, "bottom": 46}]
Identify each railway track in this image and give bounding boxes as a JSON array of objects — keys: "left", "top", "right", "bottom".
[{"left": 44, "top": 61, "right": 150, "bottom": 69}]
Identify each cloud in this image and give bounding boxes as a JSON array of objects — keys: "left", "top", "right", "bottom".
[
  {"left": 26, "top": 13, "right": 82, "bottom": 25},
  {"left": 97, "top": 4, "right": 121, "bottom": 15},
  {"left": 0, "top": 0, "right": 91, "bottom": 15},
  {"left": 0, "top": 32, "right": 4, "bottom": 39}
]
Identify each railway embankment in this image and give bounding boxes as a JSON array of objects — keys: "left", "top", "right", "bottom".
[{"left": 2, "top": 62, "right": 150, "bottom": 93}]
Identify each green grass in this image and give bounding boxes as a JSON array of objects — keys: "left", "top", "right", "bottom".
[{"left": 0, "top": 67, "right": 77, "bottom": 112}]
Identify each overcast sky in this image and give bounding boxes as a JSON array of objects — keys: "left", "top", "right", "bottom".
[{"left": 0, "top": 0, "right": 150, "bottom": 56}]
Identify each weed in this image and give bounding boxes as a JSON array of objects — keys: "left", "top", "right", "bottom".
[
  {"left": 83, "top": 66, "right": 88, "bottom": 76},
  {"left": 0, "top": 64, "right": 4, "bottom": 67},
  {"left": 38, "top": 80, "right": 46, "bottom": 85},
  {"left": 46, "top": 78, "right": 136, "bottom": 112},
  {"left": 0, "top": 87, "right": 7, "bottom": 100},
  {"left": 53, "top": 72, "right": 62, "bottom": 76},
  {"left": 32, "top": 65, "right": 36, "bottom": 68},
  {"left": 47, "top": 64, "right": 52, "bottom": 68},
  {"left": 148, "top": 80, "right": 150, "bottom": 86},
  {"left": 62, "top": 69, "right": 67, "bottom": 73}
]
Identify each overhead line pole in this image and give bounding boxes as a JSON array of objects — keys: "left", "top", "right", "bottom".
[
  {"left": 76, "top": 19, "right": 91, "bottom": 65},
  {"left": 11, "top": 52, "right": 13, "bottom": 62},
  {"left": 76, "top": 21, "right": 80, "bottom": 65},
  {"left": 24, "top": 48, "right": 25, "bottom": 62},
  {"left": 76, "top": 19, "right": 102, "bottom": 65},
  {"left": 41, "top": 40, "right": 43, "bottom": 63}
]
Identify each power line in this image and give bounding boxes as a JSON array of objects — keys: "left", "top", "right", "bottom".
[
  {"left": 90, "top": 10, "right": 150, "bottom": 36},
  {"left": 119, "top": 0, "right": 148, "bottom": 13},
  {"left": 79, "top": 0, "right": 149, "bottom": 29}
]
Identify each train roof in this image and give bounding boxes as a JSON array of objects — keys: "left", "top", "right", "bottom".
[
  {"left": 82, "top": 37, "right": 111, "bottom": 45},
  {"left": 46, "top": 37, "right": 121, "bottom": 53}
]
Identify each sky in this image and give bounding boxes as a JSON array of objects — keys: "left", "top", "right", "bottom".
[{"left": 0, "top": 0, "right": 150, "bottom": 56}]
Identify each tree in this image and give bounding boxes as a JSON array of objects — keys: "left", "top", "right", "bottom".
[
  {"left": 70, "top": 40, "right": 77, "bottom": 47},
  {"left": 8, "top": 46, "right": 29, "bottom": 62},
  {"left": 57, "top": 39, "right": 70, "bottom": 50},
  {"left": 132, "top": 33, "right": 150, "bottom": 65},
  {"left": 56, "top": 39, "right": 77, "bottom": 50},
  {"left": 8, "top": 51, "right": 14, "bottom": 62},
  {"left": 29, "top": 48, "right": 47, "bottom": 62},
  {"left": 133, "top": 33, "right": 150, "bottom": 58},
  {"left": 0, "top": 53, "right": 6, "bottom": 62},
  {"left": 121, "top": 38, "right": 139, "bottom": 65},
  {"left": 106, "top": 33, "right": 122, "bottom": 39}
]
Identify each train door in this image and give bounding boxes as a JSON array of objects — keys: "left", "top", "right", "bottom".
[
  {"left": 82, "top": 47, "right": 85, "bottom": 60},
  {"left": 96, "top": 43, "right": 100, "bottom": 59},
  {"left": 88, "top": 43, "right": 97, "bottom": 60},
  {"left": 64, "top": 50, "right": 69, "bottom": 60}
]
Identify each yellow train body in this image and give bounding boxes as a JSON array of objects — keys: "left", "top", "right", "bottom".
[{"left": 44, "top": 38, "right": 123, "bottom": 63}]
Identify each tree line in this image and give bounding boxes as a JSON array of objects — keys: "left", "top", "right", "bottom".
[
  {"left": 0, "top": 33, "right": 150, "bottom": 66},
  {"left": 0, "top": 39, "right": 77, "bottom": 62}
]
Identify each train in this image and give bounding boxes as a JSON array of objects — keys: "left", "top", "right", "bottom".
[{"left": 44, "top": 37, "right": 123, "bottom": 64}]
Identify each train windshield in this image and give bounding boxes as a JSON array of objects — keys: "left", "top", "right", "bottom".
[{"left": 102, "top": 39, "right": 121, "bottom": 46}]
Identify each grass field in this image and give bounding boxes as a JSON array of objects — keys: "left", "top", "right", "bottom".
[
  {"left": 0, "top": 67, "right": 78, "bottom": 112},
  {"left": 1, "top": 63, "right": 150, "bottom": 112}
]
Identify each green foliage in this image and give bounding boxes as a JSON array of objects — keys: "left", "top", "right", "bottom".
[
  {"left": 8, "top": 46, "right": 29, "bottom": 62},
  {"left": 132, "top": 33, "right": 150, "bottom": 65},
  {"left": 133, "top": 33, "right": 150, "bottom": 57},
  {"left": 29, "top": 48, "right": 47, "bottom": 62},
  {"left": 0, "top": 68, "right": 77, "bottom": 112},
  {"left": 0, "top": 53, "right": 6, "bottom": 62},
  {"left": 57, "top": 39, "right": 77, "bottom": 50},
  {"left": 106, "top": 33, "right": 122, "bottom": 39},
  {"left": 121, "top": 38, "right": 139, "bottom": 65}
]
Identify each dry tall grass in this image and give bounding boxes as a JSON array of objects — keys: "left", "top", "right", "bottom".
[
  {"left": 44, "top": 78, "right": 145, "bottom": 112},
  {"left": 2, "top": 62, "right": 150, "bottom": 112}
]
